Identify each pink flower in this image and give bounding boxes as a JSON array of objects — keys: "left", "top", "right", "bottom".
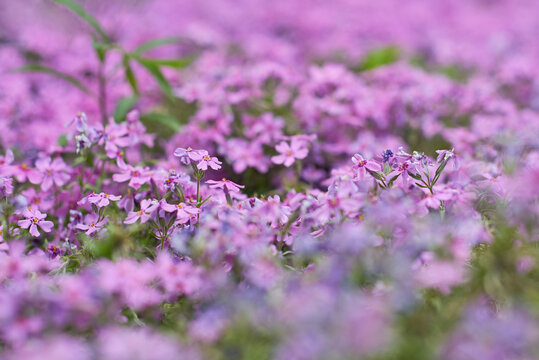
[
  {"left": 436, "top": 148, "right": 459, "bottom": 170},
  {"left": 206, "top": 178, "right": 245, "bottom": 193},
  {"left": 11, "top": 162, "right": 41, "bottom": 183},
  {"left": 351, "top": 154, "right": 381, "bottom": 180},
  {"left": 76, "top": 213, "right": 107, "bottom": 235},
  {"left": 100, "top": 119, "right": 131, "bottom": 159},
  {"left": 161, "top": 201, "right": 200, "bottom": 222},
  {"left": 31, "top": 157, "right": 71, "bottom": 191},
  {"left": 271, "top": 139, "right": 309, "bottom": 167},
  {"left": 0, "top": 176, "right": 13, "bottom": 197},
  {"left": 21, "top": 188, "right": 54, "bottom": 211},
  {"left": 174, "top": 147, "right": 207, "bottom": 164},
  {"left": 87, "top": 192, "right": 122, "bottom": 208},
  {"left": 124, "top": 199, "right": 160, "bottom": 224},
  {"left": 112, "top": 159, "right": 151, "bottom": 190},
  {"left": 389, "top": 160, "right": 418, "bottom": 187},
  {"left": 197, "top": 154, "right": 222, "bottom": 171},
  {"left": 0, "top": 149, "right": 14, "bottom": 176},
  {"left": 416, "top": 190, "right": 453, "bottom": 217},
  {"left": 17, "top": 208, "right": 54, "bottom": 237}
]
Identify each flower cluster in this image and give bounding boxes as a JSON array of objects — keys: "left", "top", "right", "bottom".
[{"left": 0, "top": 0, "right": 538, "bottom": 359}]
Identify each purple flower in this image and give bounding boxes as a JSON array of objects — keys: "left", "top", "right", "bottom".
[
  {"left": 161, "top": 201, "right": 200, "bottom": 222},
  {"left": 0, "top": 176, "right": 13, "bottom": 197},
  {"left": 206, "top": 178, "right": 245, "bottom": 193},
  {"left": 436, "top": 148, "right": 460, "bottom": 169},
  {"left": 32, "top": 157, "right": 71, "bottom": 191},
  {"left": 17, "top": 207, "right": 54, "bottom": 237},
  {"left": 87, "top": 192, "right": 122, "bottom": 208},
  {"left": 112, "top": 159, "right": 151, "bottom": 190},
  {"left": 197, "top": 154, "right": 222, "bottom": 171},
  {"left": 76, "top": 213, "right": 107, "bottom": 235},
  {"left": 271, "top": 138, "right": 309, "bottom": 167},
  {"left": 124, "top": 199, "right": 160, "bottom": 224},
  {"left": 351, "top": 154, "right": 381, "bottom": 180},
  {"left": 381, "top": 149, "right": 394, "bottom": 163},
  {"left": 174, "top": 147, "right": 207, "bottom": 164}
]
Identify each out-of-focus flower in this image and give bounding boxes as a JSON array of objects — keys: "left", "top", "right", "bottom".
[
  {"left": 206, "top": 178, "right": 244, "bottom": 192},
  {"left": 31, "top": 157, "right": 71, "bottom": 191},
  {"left": 272, "top": 138, "right": 309, "bottom": 167}
]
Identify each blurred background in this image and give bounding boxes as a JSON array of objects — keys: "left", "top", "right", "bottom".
[{"left": 1, "top": 0, "right": 538, "bottom": 149}]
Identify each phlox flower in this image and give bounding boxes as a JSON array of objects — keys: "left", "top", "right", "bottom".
[
  {"left": 161, "top": 201, "right": 200, "bottom": 222},
  {"left": 112, "top": 159, "right": 151, "bottom": 190},
  {"left": 436, "top": 148, "right": 460, "bottom": 170},
  {"left": 17, "top": 207, "right": 54, "bottom": 237},
  {"left": 0, "top": 149, "right": 14, "bottom": 176},
  {"left": 222, "top": 138, "right": 270, "bottom": 173},
  {"left": 76, "top": 213, "right": 107, "bottom": 235},
  {"left": 271, "top": 138, "right": 309, "bottom": 167},
  {"left": 21, "top": 188, "right": 54, "bottom": 211},
  {"left": 66, "top": 112, "right": 89, "bottom": 132},
  {"left": 390, "top": 160, "right": 419, "bottom": 187},
  {"left": 87, "top": 192, "right": 122, "bottom": 208},
  {"left": 174, "top": 147, "right": 207, "bottom": 164},
  {"left": 124, "top": 199, "right": 160, "bottom": 224},
  {"left": 197, "top": 154, "right": 222, "bottom": 171},
  {"left": 206, "top": 178, "right": 244, "bottom": 193},
  {"left": 416, "top": 190, "right": 453, "bottom": 217},
  {"left": 351, "top": 154, "right": 381, "bottom": 180},
  {"left": 11, "top": 162, "right": 41, "bottom": 183},
  {"left": 100, "top": 119, "right": 131, "bottom": 159},
  {"left": 31, "top": 157, "right": 71, "bottom": 191},
  {"left": 0, "top": 176, "right": 13, "bottom": 197}
]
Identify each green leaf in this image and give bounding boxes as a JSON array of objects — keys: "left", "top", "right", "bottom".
[
  {"left": 387, "top": 174, "right": 401, "bottom": 187},
  {"left": 140, "top": 112, "right": 181, "bottom": 132},
  {"left": 92, "top": 37, "right": 108, "bottom": 62},
  {"left": 131, "top": 56, "right": 194, "bottom": 69},
  {"left": 123, "top": 56, "right": 139, "bottom": 95},
  {"left": 113, "top": 96, "right": 138, "bottom": 123},
  {"left": 57, "top": 134, "right": 68, "bottom": 147},
  {"left": 407, "top": 171, "right": 423, "bottom": 180},
  {"left": 434, "top": 160, "right": 448, "bottom": 180},
  {"left": 367, "top": 170, "right": 386, "bottom": 182},
  {"left": 132, "top": 36, "right": 187, "bottom": 54},
  {"left": 51, "top": 0, "right": 110, "bottom": 43},
  {"left": 357, "top": 46, "right": 400, "bottom": 71},
  {"left": 134, "top": 58, "right": 174, "bottom": 99},
  {"left": 14, "top": 64, "right": 94, "bottom": 96}
]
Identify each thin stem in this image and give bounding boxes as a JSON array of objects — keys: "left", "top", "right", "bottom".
[
  {"left": 2, "top": 199, "right": 11, "bottom": 242},
  {"left": 98, "top": 59, "right": 108, "bottom": 124}
]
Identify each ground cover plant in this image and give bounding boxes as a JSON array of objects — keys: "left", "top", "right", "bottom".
[{"left": 0, "top": 0, "right": 538, "bottom": 359}]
